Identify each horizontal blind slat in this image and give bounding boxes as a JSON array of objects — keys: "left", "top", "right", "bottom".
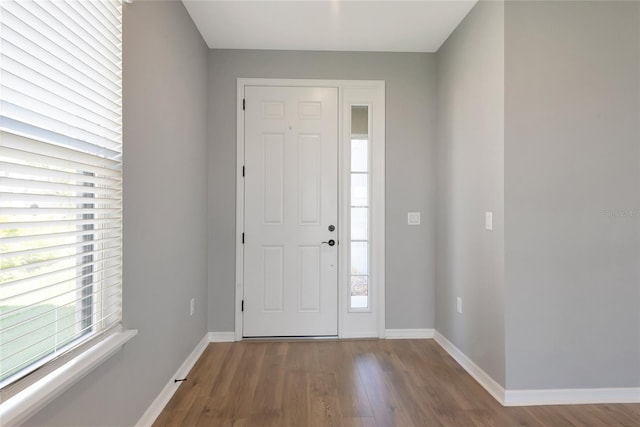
[
  {"left": 67, "top": 0, "right": 121, "bottom": 44},
  {"left": 46, "top": 1, "right": 121, "bottom": 59},
  {"left": 0, "top": 176, "right": 122, "bottom": 196},
  {"left": 2, "top": 207, "right": 122, "bottom": 218},
  {"left": 0, "top": 257, "right": 122, "bottom": 291},
  {"left": 1, "top": 287, "right": 123, "bottom": 339},
  {"left": 1, "top": 102, "right": 122, "bottom": 153},
  {"left": 2, "top": 72, "right": 122, "bottom": 139},
  {"left": 0, "top": 162, "right": 121, "bottom": 187},
  {"left": 0, "top": 191, "right": 121, "bottom": 206},
  {"left": 1, "top": 44, "right": 121, "bottom": 114},
  {"left": 29, "top": 1, "right": 121, "bottom": 69},
  {"left": 0, "top": 244, "right": 121, "bottom": 275},
  {"left": 1, "top": 132, "right": 121, "bottom": 166},
  {"left": 0, "top": 227, "right": 121, "bottom": 245},
  {"left": 0, "top": 269, "right": 122, "bottom": 308},
  {"left": 82, "top": 0, "right": 122, "bottom": 34},
  {"left": 0, "top": 146, "right": 121, "bottom": 179},
  {"left": 0, "top": 217, "right": 121, "bottom": 233},
  {"left": 0, "top": 18, "right": 121, "bottom": 96},
  {"left": 0, "top": 39, "right": 121, "bottom": 116},
  {"left": 1, "top": 271, "right": 121, "bottom": 307},
  {"left": 4, "top": 2, "right": 121, "bottom": 79},
  {"left": 1, "top": 233, "right": 121, "bottom": 256},
  {"left": 1, "top": 54, "right": 121, "bottom": 124}
]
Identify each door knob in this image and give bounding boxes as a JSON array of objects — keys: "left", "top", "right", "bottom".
[{"left": 321, "top": 239, "right": 336, "bottom": 247}]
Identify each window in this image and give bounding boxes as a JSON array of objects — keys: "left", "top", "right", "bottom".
[
  {"left": 0, "top": 0, "right": 123, "bottom": 389},
  {"left": 349, "top": 106, "right": 370, "bottom": 310}
]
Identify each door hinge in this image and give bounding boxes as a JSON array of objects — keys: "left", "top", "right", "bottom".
[
  {"left": 242, "top": 166, "right": 245, "bottom": 177},
  {"left": 242, "top": 232, "right": 245, "bottom": 244},
  {"left": 241, "top": 300, "right": 244, "bottom": 312},
  {"left": 242, "top": 98, "right": 245, "bottom": 111}
]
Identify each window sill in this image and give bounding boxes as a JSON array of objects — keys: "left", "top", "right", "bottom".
[{"left": 0, "top": 328, "right": 137, "bottom": 427}]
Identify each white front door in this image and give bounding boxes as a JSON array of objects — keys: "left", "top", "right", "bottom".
[{"left": 243, "top": 86, "right": 338, "bottom": 337}]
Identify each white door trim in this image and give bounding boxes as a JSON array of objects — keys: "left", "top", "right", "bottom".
[{"left": 236, "top": 78, "right": 385, "bottom": 341}]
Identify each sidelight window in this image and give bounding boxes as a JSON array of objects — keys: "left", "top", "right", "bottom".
[{"left": 349, "top": 106, "right": 370, "bottom": 310}]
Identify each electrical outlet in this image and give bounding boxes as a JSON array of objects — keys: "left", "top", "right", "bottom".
[
  {"left": 456, "top": 297, "right": 462, "bottom": 314},
  {"left": 190, "top": 298, "right": 195, "bottom": 316},
  {"left": 408, "top": 212, "right": 421, "bottom": 225}
]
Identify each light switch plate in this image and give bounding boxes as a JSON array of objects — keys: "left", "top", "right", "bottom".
[
  {"left": 408, "top": 212, "right": 421, "bottom": 225},
  {"left": 485, "top": 212, "right": 493, "bottom": 231}
]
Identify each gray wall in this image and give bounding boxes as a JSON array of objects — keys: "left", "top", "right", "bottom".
[
  {"left": 505, "top": 0, "right": 640, "bottom": 389},
  {"left": 208, "top": 50, "right": 437, "bottom": 332},
  {"left": 435, "top": 1, "right": 505, "bottom": 385},
  {"left": 27, "top": 1, "right": 210, "bottom": 425}
]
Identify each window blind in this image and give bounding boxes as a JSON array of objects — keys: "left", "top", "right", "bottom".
[{"left": 0, "top": 0, "right": 123, "bottom": 388}]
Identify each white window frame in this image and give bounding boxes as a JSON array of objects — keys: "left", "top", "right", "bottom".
[
  {"left": 0, "top": 328, "right": 136, "bottom": 427},
  {"left": 340, "top": 86, "right": 386, "bottom": 338},
  {"left": 0, "top": 0, "right": 137, "bottom": 424},
  {"left": 235, "top": 78, "right": 386, "bottom": 340}
]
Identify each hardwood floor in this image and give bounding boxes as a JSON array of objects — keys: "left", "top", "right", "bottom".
[{"left": 153, "top": 339, "right": 640, "bottom": 426}]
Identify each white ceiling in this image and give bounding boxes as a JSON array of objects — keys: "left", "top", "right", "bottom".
[{"left": 182, "top": 1, "right": 477, "bottom": 53}]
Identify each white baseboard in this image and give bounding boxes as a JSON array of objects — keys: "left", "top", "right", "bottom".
[
  {"left": 384, "top": 328, "right": 434, "bottom": 339},
  {"left": 504, "top": 387, "right": 640, "bottom": 406},
  {"left": 433, "top": 330, "right": 506, "bottom": 405},
  {"left": 208, "top": 332, "right": 236, "bottom": 342},
  {"left": 434, "top": 330, "right": 640, "bottom": 407},
  {"left": 135, "top": 334, "right": 209, "bottom": 427}
]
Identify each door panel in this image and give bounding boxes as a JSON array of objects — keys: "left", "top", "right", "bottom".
[
  {"left": 298, "top": 246, "right": 320, "bottom": 312},
  {"left": 262, "top": 133, "right": 285, "bottom": 224},
  {"left": 262, "top": 246, "right": 284, "bottom": 312},
  {"left": 243, "top": 86, "right": 338, "bottom": 337},
  {"left": 299, "top": 134, "right": 321, "bottom": 224}
]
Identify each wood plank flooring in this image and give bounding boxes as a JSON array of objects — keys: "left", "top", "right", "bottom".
[{"left": 153, "top": 339, "right": 640, "bottom": 426}]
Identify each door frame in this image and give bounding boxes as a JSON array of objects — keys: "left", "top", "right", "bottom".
[{"left": 235, "top": 78, "right": 385, "bottom": 341}]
